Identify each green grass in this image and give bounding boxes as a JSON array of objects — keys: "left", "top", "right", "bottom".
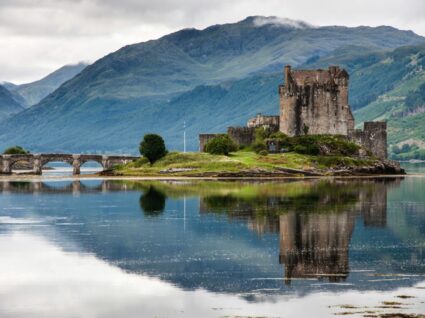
[{"left": 114, "top": 150, "right": 374, "bottom": 177}]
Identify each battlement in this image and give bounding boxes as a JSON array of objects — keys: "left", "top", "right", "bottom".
[
  {"left": 364, "top": 121, "right": 387, "bottom": 131},
  {"left": 283, "top": 65, "right": 349, "bottom": 93}
]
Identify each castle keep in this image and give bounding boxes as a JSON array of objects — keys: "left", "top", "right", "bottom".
[
  {"left": 279, "top": 65, "right": 354, "bottom": 136},
  {"left": 199, "top": 65, "right": 388, "bottom": 159}
]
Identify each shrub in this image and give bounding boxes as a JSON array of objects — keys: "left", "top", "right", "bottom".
[
  {"left": 258, "top": 150, "right": 268, "bottom": 156},
  {"left": 3, "top": 146, "right": 29, "bottom": 155},
  {"left": 292, "top": 137, "right": 320, "bottom": 155},
  {"left": 205, "top": 135, "right": 237, "bottom": 155},
  {"left": 291, "top": 135, "right": 359, "bottom": 156},
  {"left": 293, "top": 145, "right": 309, "bottom": 154},
  {"left": 252, "top": 141, "right": 267, "bottom": 154},
  {"left": 254, "top": 127, "right": 273, "bottom": 142},
  {"left": 139, "top": 134, "right": 167, "bottom": 164}
]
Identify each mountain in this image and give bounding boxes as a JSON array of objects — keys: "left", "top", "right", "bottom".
[
  {"left": 0, "top": 85, "right": 25, "bottom": 120},
  {"left": 5, "top": 62, "right": 88, "bottom": 107},
  {"left": 0, "top": 16, "right": 424, "bottom": 154},
  {"left": 301, "top": 44, "right": 425, "bottom": 159}
]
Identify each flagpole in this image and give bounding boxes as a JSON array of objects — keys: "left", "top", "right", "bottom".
[{"left": 183, "top": 120, "right": 186, "bottom": 153}]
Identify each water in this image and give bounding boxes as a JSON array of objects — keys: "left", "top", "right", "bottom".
[
  {"left": 402, "top": 161, "right": 425, "bottom": 174},
  {"left": 0, "top": 178, "right": 424, "bottom": 317}
]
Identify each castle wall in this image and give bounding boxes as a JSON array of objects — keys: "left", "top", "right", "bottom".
[
  {"left": 247, "top": 114, "right": 280, "bottom": 131},
  {"left": 279, "top": 211, "right": 352, "bottom": 284},
  {"left": 348, "top": 122, "right": 387, "bottom": 159},
  {"left": 199, "top": 134, "right": 222, "bottom": 152},
  {"left": 227, "top": 127, "right": 255, "bottom": 147},
  {"left": 279, "top": 65, "right": 355, "bottom": 136}
]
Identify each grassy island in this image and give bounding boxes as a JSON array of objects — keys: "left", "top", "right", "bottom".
[
  {"left": 111, "top": 151, "right": 401, "bottom": 177},
  {"left": 109, "top": 133, "right": 404, "bottom": 178}
]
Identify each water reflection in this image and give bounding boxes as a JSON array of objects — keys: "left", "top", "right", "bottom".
[
  {"left": 139, "top": 186, "right": 166, "bottom": 216},
  {"left": 0, "top": 177, "right": 424, "bottom": 298},
  {"left": 195, "top": 179, "right": 396, "bottom": 285}
]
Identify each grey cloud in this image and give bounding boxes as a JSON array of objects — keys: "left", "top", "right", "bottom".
[{"left": 1, "top": 0, "right": 425, "bottom": 83}]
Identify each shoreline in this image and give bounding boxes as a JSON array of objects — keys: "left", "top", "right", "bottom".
[{"left": 0, "top": 173, "right": 421, "bottom": 182}]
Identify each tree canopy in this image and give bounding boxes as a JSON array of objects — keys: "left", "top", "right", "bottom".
[
  {"left": 139, "top": 134, "right": 167, "bottom": 164},
  {"left": 3, "top": 146, "right": 29, "bottom": 155}
]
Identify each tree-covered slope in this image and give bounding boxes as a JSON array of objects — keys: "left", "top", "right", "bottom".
[{"left": 0, "top": 16, "right": 424, "bottom": 153}]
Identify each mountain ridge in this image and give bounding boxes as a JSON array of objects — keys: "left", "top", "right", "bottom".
[{"left": 0, "top": 16, "right": 424, "bottom": 154}]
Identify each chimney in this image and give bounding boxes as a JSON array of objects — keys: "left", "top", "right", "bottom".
[{"left": 284, "top": 65, "right": 291, "bottom": 84}]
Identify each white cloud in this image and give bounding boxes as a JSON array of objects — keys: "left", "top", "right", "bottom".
[
  {"left": 1, "top": 0, "right": 424, "bottom": 83},
  {"left": 0, "top": 231, "right": 424, "bottom": 317},
  {"left": 253, "top": 16, "right": 315, "bottom": 29}
]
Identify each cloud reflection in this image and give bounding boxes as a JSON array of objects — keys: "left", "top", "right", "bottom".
[{"left": 0, "top": 231, "right": 424, "bottom": 318}]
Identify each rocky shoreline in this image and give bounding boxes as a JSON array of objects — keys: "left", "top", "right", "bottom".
[{"left": 104, "top": 159, "right": 405, "bottom": 178}]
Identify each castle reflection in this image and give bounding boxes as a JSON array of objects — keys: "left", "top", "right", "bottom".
[
  {"left": 198, "top": 179, "right": 400, "bottom": 284},
  {"left": 0, "top": 178, "right": 402, "bottom": 286}
]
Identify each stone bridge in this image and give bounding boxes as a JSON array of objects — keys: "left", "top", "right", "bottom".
[{"left": 0, "top": 154, "right": 139, "bottom": 175}]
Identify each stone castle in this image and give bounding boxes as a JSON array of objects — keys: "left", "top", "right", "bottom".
[{"left": 200, "top": 65, "right": 387, "bottom": 159}]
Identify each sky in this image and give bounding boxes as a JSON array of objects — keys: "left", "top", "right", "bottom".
[{"left": 1, "top": 0, "right": 425, "bottom": 84}]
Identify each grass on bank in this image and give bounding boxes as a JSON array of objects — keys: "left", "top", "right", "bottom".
[{"left": 113, "top": 150, "right": 375, "bottom": 177}]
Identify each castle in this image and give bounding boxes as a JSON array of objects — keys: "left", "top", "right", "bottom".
[{"left": 199, "top": 65, "right": 387, "bottom": 159}]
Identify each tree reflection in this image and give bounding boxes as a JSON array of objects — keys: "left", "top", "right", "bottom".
[{"left": 139, "top": 186, "right": 166, "bottom": 216}]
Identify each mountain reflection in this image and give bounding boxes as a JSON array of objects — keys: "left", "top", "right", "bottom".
[{"left": 2, "top": 177, "right": 420, "bottom": 294}]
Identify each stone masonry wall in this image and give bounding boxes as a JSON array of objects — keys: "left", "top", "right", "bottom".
[
  {"left": 348, "top": 122, "right": 387, "bottom": 159},
  {"left": 279, "top": 65, "right": 355, "bottom": 136},
  {"left": 199, "top": 134, "right": 222, "bottom": 152},
  {"left": 247, "top": 113, "right": 280, "bottom": 131},
  {"left": 227, "top": 127, "right": 255, "bottom": 147}
]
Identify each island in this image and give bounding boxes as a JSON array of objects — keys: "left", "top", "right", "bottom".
[{"left": 108, "top": 65, "right": 404, "bottom": 178}]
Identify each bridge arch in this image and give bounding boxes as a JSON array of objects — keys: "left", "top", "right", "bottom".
[
  {"left": 80, "top": 159, "right": 104, "bottom": 175},
  {"left": 9, "top": 156, "right": 35, "bottom": 173}
]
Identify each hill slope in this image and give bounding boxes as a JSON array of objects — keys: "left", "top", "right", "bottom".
[
  {"left": 0, "top": 16, "right": 424, "bottom": 153},
  {"left": 5, "top": 62, "right": 88, "bottom": 107},
  {"left": 0, "top": 85, "right": 25, "bottom": 121}
]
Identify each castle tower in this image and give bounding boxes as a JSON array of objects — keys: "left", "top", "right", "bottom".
[{"left": 279, "top": 65, "right": 355, "bottom": 136}]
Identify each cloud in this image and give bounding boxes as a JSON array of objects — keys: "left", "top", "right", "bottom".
[
  {"left": 1, "top": 0, "right": 425, "bottom": 83},
  {"left": 253, "top": 16, "right": 315, "bottom": 29}
]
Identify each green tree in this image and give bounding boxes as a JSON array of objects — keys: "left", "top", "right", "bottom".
[
  {"left": 3, "top": 146, "right": 29, "bottom": 155},
  {"left": 139, "top": 134, "right": 167, "bottom": 164},
  {"left": 205, "top": 135, "right": 237, "bottom": 155}
]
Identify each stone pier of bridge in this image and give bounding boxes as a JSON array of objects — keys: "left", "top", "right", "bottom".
[{"left": 0, "top": 153, "right": 139, "bottom": 175}]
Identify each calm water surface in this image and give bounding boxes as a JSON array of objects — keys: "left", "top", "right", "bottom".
[{"left": 0, "top": 177, "right": 424, "bottom": 317}]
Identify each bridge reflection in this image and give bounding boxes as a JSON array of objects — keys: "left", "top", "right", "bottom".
[{"left": 0, "top": 180, "right": 133, "bottom": 194}]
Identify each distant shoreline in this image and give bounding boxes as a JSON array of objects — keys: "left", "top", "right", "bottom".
[{"left": 0, "top": 173, "right": 419, "bottom": 183}]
